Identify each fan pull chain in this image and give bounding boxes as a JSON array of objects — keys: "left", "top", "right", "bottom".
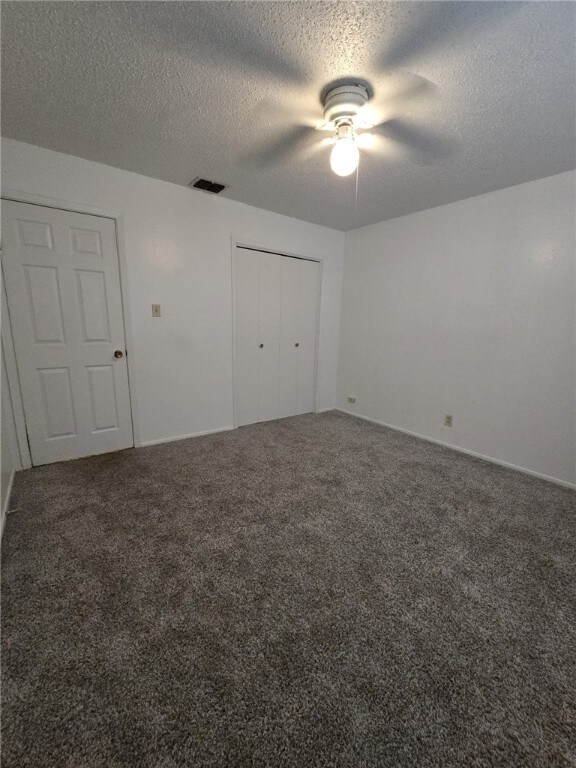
[{"left": 354, "top": 158, "right": 360, "bottom": 224}]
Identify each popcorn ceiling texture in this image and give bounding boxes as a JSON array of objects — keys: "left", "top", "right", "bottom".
[
  {"left": 2, "top": 412, "right": 575, "bottom": 767},
  {"left": 1, "top": 1, "right": 575, "bottom": 230}
]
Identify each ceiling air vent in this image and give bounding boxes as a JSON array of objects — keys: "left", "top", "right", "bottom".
[{"left": 189, "top": 177, "right": 226, "bottom": 194}]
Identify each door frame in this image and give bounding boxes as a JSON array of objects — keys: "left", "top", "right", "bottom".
[
  {"left": 1, "top": 188, "right": 141, "bottom": 466},
  {"left": 230, "top": 236, "right": 323, "bottom": 429}
]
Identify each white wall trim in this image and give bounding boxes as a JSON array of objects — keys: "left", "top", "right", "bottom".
[
  {"left": 337, "top": 409, "right": 576, "bottom": 489},
  {"left": 1, "top": 187, "right": 120, "bottom": 220},
  {"left": 1, "top": 188, "right": 142, "bottom": 455},
  {"left": 112, "top": 214, "right": 142, "bottom": 448},
  {"left": 230, "top": 236, "right": 323, "bottom": 428},
  {"left": 1, "top": 273, "right": 32, "bottom": 469},
  {"left": 231, "top": 235, "right": 326, "bottom": 264},
  {"left": 1, "top": 469, "right": 16, "bottom": 539},
  {"left": 140, "top": 425, "right": 235, "bottom": 447}
]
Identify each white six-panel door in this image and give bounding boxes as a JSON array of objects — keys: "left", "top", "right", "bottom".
[
  {"left": 2, "top": 201, "right": 133, "bottom": 466},
  {"left": 235, "top": 247, "right": 319, "bottom": 427}
]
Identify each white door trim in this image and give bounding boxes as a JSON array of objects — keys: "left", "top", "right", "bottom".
[
  {"left": 1, "top": 189, "right": 142, "bottom": 459},
  {"left": 1, "top": 274, "right": 32, "bottom": 469},
  {"left": 230, "top": 236, "right": 323, "bottom": 429}
]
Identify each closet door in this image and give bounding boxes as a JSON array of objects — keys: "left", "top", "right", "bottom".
[
  {"left": 295, "top": 258, "right": 320, "bottom": 414},
  {"left": 235, "top": 249, "right": 260, "bottom": 426},
  {"left": 235, "top": 248, "right": 281, "bottom": 426},
  {"left": 279, "top": 257, "right": 319, "bottom": 417},
  {"left": 257, "top": 253, "right": 281, "bottom": 421},
  {"left": 235, "top": 248, "right": 319, "bottom": 427},
  {"left": 279, "top": 257, "right": 300, "bottom": 418}
]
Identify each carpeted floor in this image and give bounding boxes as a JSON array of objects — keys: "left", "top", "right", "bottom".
[{"left": 2, "top": 411, "right": 575, "bottom": 768}]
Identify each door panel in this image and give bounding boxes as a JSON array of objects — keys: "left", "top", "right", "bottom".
[
  {"left": 70, "top": 227, "right": 103, "bottom": 257},
  {"left": 257, "top": 253, "right": 281, "bottom": 423},
  {"left": 76, "top": 270, "right": 111, "bottom": 342},
  {"left": 2, "top": 200, "right": 133, "bottom": 465},
  {"left": 87, "top": 365, "right": 119, "bottom": 432},
  {"left": 236, "top": 248, "right": 283, "bottom": 426},
  {"left": 17, "top": 218, "right": 54, "bottom": 250},
  {"left": 235, "top": 248, "right": 260, "bottom": 426},
  {"left": 296, "top": 259, "right": 320, "bottom": 414},
  {"left": 38, "top": 367, "right": 76, "bottom": 438},
  {"left": 25, "top": 266, "right": 66, "bottom": 343},
  {"left": 279, "top": 258, "right": 300, "bottom": 418}
]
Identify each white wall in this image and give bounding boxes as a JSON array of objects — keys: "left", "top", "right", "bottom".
[
  {"left": 339, "top": 172, "right": 576, "bottom": 486},
  {"left": 1, "top": 139, "right": 345, "bottom": 447}
]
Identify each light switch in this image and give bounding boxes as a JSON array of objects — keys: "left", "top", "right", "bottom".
[{"left": 152, "top": 304, "right": 161, "bottom": 317}]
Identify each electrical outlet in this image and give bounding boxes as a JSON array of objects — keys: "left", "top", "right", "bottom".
[
  {"left": 348, "top": 395, "right": 356, "bottom": 403},
  {"left": 444, "top": 414, "right": 453, "bottom": 427},
  {"left": 152, "top": 304, "right": 161, "bottom": 317}
]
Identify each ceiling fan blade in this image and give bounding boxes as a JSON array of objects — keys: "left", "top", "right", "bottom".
[
  {"left": 378, "top": 2, "right": 521, "bottom": 70},
  {"left": 356, "top": 132, "right": 405, "bottom": 161},
  {"left": 133, "top": 2, "right": 307, "bottom": 85},
  {"left": 373, "top": 119, "right": 455, "bottom": 164},
  {"left": 251, "top": 98, "right": 321, "bottom": 131},
  {"left": 239, "top": 125, "right": 318, "bottom": 169},
  {"left": 379, "top": 73, "right": 435, "bottom": 106},
  {"left": 360, "top": 73, "right": 436, "bottom": 127}
]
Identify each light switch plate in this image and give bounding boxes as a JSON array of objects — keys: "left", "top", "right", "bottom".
[{"left": 152, "top": 304, "right": 161, "bottom": 317}]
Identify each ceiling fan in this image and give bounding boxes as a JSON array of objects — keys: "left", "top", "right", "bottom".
[
  {"left": 320, "top": 79, "right": 429, "bottom": 177},
  {"left": 242, "top": 75, "right": 451, "bottom": 176}
]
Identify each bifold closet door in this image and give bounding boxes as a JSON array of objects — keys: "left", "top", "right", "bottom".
[
  {"left": 235, "top": 248, "right": 319, "bottom": 427},
  {"left": 235, "top": 249, "right": 281, "bottom": 426},
  {"left": 279, "top": 257, "right": 320, "bottom": 418}
]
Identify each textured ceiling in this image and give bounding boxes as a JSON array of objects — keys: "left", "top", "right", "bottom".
[{"left": 2, "top": 1, "right": 575, "bottom": 230}]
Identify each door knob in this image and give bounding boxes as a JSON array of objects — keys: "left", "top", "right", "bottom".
[
  {"left": 259, "top": 343, "right": 264, "bottom": 348},
  {"left": 295, "top": 342, "right": 299, "bottom": 347},
  {"left": 114, "top": 349, "right": 124, "bottom": 359}
]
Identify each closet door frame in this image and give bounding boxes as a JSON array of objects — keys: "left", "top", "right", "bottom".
[{"left": 231, "top": 237, "right": 323, "bottom": 429}]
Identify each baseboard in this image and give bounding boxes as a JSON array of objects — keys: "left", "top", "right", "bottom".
[
  {"left": 141, "top": 425, "right": 235, "bottom": 448},
  {"left": 336, "top": 409, "right": 576, "bottom": 490},
  {"left": 315, "top": 408, "right": 336, "bottom": 414},
  {"left": 1, "top": 469, "right": 16, "bottom": 540}
]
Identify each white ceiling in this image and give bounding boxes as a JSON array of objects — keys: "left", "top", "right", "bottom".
[{"left": 2, "top": 1, "right": 575, "bottom": 230}]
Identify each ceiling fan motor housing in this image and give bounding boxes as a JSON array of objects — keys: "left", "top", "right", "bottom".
[{"left": 323, "top": 83, "right": 370, "bottom": 126}]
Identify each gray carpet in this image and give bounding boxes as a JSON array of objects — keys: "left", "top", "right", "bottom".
[{"left": 2, "top": 411, "right": 575, "bottom": 768}]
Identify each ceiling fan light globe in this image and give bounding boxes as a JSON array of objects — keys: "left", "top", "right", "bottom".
[{"left": 330, "top": 137, "right": 359, "bottom": 176}]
